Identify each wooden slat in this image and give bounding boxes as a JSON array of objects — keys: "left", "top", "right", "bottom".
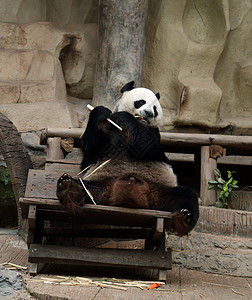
[
  {"left": 218, "top": 155, "right": 252, "bottom": 165},
  {"left": 41, "top": 127, "right": 252, "bottom": 155},
  {"left": 29, "top": 244, "right": 172, "bottom": 269},
  {"left": 45, "top": 162, "right": 81, "bottom": 172},
  {"left": 43, "top": 227, "right": 152, "bottom": 239},
  {"left": 36, "top": 208, "right": 156, "bottom": 227},
  {"left": 166, "top": 153, "right": 252, "bottom": 166},
  {"left": 161, "top": 132, "right": 252, "bottom": 155},
  {"left": 24, "top": 169, "right": 78, "bottom": 199},
  {"left": 20, "top": 197, "right": 62, "bottom": 219},
  {"left": 23, "top": 201, "right": 172, "bottom": 220},
  {"left": 45, "top": 159, "right": 81, "bottom": 165},
  {"left": 20, "top": 198, "right": 172, "bottom": 227},
  {"left": 20, "top": 197, "right": 62, "bottom": 208}
]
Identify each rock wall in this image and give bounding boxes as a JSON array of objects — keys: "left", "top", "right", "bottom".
[
  {"left": 144, "top": 0, "right": 252, "bottom": 133},
  {"left": 0, "top": 21, "right": 98, "bottom": 131},
  {"left": 167, "top": 231, "right": 252, "bottom": 277},
  {"left": 0, "top": 0, "right": 251, "bottom": 133}
]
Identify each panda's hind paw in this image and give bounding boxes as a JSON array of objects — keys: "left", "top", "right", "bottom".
[
  {"left": 57, "top": 173, "right": 79, "bottom": 197},
  {"left": 180, "top": 208, "right": 191, "bottom": 221},
  {"left": 58, "top": 173, "right": 72, "bottom": 184}
]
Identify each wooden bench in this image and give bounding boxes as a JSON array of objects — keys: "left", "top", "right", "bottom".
[
  {"left": 20, "top": 134, "right": 173, "bottom": 281},
  {"left": 20, "top": 127, "right": 252, "bottom": 280}
]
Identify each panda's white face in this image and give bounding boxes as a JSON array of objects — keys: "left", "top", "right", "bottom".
[{"left": 113, "top": 87, "right": 163, "bottom": 127}]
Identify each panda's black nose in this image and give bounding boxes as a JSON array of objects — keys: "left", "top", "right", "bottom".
[{"left": 144, "top": 110, "right": 154, "bottom": 118}]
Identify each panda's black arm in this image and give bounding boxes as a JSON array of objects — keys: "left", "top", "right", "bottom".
[
  {"left": 144, "top": 127, "right": 170, "bottom": 164},
  {"left": 109, "top": 112, "right": 170, "bottom": 164},
  {"left": 80, "top": 106, "right": 112, "bottom": 170}
]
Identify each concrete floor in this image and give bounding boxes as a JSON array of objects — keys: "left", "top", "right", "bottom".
[{"left": 0, "top": 229, "right": 251, "bottom": 300}]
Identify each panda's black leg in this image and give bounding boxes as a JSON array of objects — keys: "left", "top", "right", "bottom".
[{"left": 161, "top": 186, "right": 199, "bottom": 235}]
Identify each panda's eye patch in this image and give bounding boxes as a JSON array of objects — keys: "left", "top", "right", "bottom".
[
  {"left": 134, "top": 100, "right": 146, "bottom": 109},
  {"left": 153, "top": 105, "right": 158, "bottom": 117}
]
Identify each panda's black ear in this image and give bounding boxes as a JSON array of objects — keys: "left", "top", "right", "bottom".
[
  {"left": 156, "top": 92, "right": 160, "bottom": 100},
  {"left": 121, "top": 81, "right": 135, "bottom": 93}
]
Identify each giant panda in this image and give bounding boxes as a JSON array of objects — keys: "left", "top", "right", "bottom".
[{"left": 57, "top": 81, "right": 199, "bottom": 236}]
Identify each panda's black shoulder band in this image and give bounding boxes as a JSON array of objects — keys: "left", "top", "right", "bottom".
[
  {"left": 156, "top": 92, "right": 160, "bottom": 100},
  {"left": 121, "top": 81, "right": 135, "bottom": 93}
]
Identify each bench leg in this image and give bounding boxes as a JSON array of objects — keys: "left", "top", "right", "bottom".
[
  {"left": 157, "top": 231, "right": 171, "bottom": 283},
  {"left": 29, "top": 263, "right": 46, "bottom": 276},
  {"left": 145, "top": 218, "right": 164, "bottom": 250},
  {"left": 27, "top": 205, "right": 37, "bottom": 246},
  {"left": 158, "top": 269, "right": 167, "bottom": 281}
]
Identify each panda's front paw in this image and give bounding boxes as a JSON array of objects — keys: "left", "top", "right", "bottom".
[{"left": 180, "top": 208, "right": 191, "bottom": 223}]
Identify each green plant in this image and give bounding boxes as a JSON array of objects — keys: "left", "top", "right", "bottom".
[
  {"left": 208, "top": 169, "right": 239, "bottom": 208},
  {"left": 0, "top": 166, "right": 11, "bottom": 185}
]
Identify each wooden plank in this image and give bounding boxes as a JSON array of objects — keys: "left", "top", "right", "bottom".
[
  {"left": 21, "top": 200, "right": 172, "bottom": 220},
  {"left": 166, "top": 153, "right": 194, "bottom": 162},
  {"left": 36, "top": 208, "right": 170, "bottom": 228},
  {"left": 43, "top": 227, "right": 152, "bottom": 239},
  {"left": 160, "top": 132, "right": 252, "bottom": 155},
  {"left": 45, "top": 162, "right": 81, "bottom": 172},
  {"left": 24, "top": 169, "right": 78, "bottom": 199},
  {"left": 218, "top": 155, "right": 252, "bottom": 165},
  {"left": 20, "top": 197, "right": 62, "bottom": 207},
  {"left": 166, "top": 153, "right": 252, "bottom": 166},
  {"left": 0, "top": 234, "right": 29, "bottom": 268},
  {"left": 20, "top": 197, "right": 63, "bottom": 219},
  {"left": 41, "top": 128, "right": 252, "bottom": 154},
  {"left": 36, "top": 208, "right": 153, "bottom": 227},
  {"left": 46, "top": 158, "right": 81, "bottom": 164},
  {"left": 20, "top": 198, "right": 172, "bottom": 227},
  {"left": 200, "top": 146, "right": 217, "bottom": 206},
  {"left": 25, "top": 201, "right": 172, "bottom": 221},
  {"left": 29, "top": 244, "right": 172, "bottom": 269}
]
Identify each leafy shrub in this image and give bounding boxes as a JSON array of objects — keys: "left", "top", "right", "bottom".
[{"left": 208, "top": 169, "right": 239, "bottom": 208}]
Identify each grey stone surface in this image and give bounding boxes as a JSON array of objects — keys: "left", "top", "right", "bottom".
[
  {"left": 167, "top": 231, "right": 252, "bottom": 277},
  {"left": 0, "top": 229, "right": 252, "bottom": 299},
  {"left": 21, "top": 132, "right": 46, "bottom": 151},
  {"left": 0, "top": 267, "right": 23, "bottom": 297}
]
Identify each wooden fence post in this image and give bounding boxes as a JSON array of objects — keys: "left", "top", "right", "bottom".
[
  {"left": 46, "top": 137, "right": 64, "bottom": 161},
  {"left": 200, "top": 146, "right": 217, "bottom": 206}
]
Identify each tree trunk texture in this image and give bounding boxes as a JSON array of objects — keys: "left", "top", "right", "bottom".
[
  {"left": 92, "top": 0, "right": 148, "bottom": 109},
  {"left": 0, "top": 112, "right": 32, "bottom": 232}
]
